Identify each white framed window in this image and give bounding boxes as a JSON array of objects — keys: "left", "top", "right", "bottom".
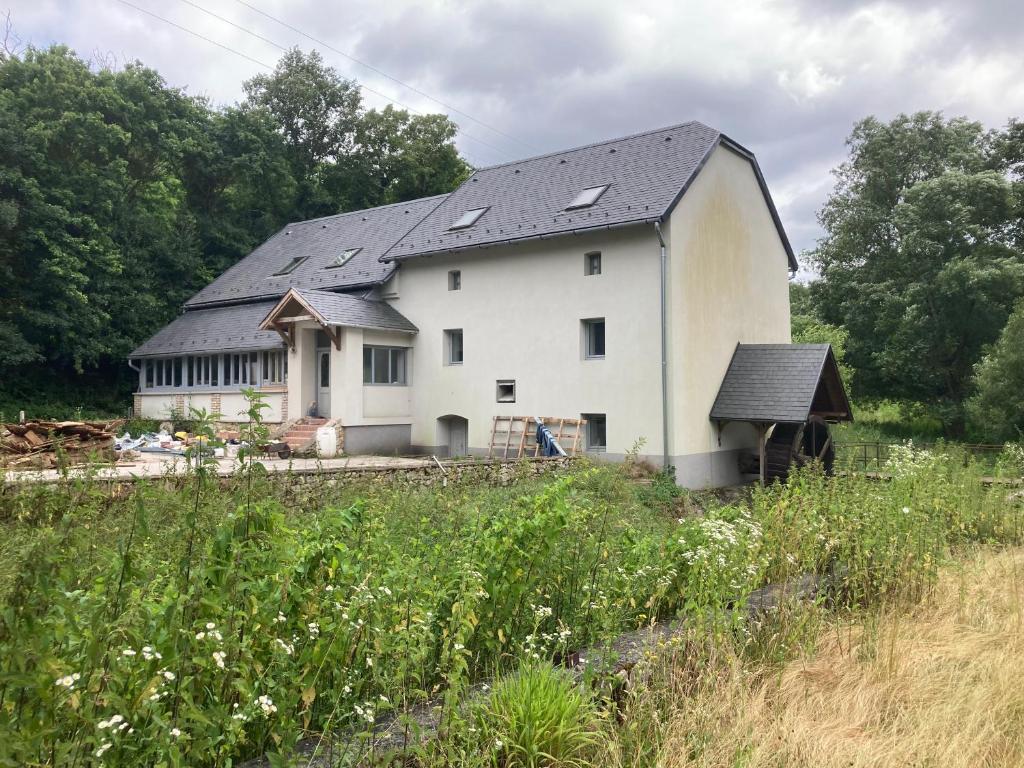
[
  {"left": 448, "top": 269, "right": 461, "bottom": 290},
  {"left": 444, "top": 329, "right": 464, "bottom": 365},
  {"left": 565, "top": 185, "right": 609, "bottom": 210},
  {"left": 262, "top": 350, "right": 286, "bottom": 385},
  {"left": 363, "top": 345, "right": 408, "bottom": 385},
  {"left": 272, "top": 255, "right": 308, "bottom": 276},
  {"left": 584, "top": 251, "right": 601, "bottom": 276},
  {"left": 582, "top": 318, "right": 606, "bottom": 359},
  {"left": 449, "top": 207, "right": 488, "bottom": 230},
  {"left": 326, "top": 248, "right": 361, "bottom": 269},
  {"left": 582, "top": 413, "right": 606, "bottom": 451},
  {"left": 496, "top": 380, "right": 516, "bottom": 403}
]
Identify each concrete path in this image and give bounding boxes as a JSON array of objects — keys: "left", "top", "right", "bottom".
[{"left": 3, "top": 454, "right": 441, "bottom": 485}]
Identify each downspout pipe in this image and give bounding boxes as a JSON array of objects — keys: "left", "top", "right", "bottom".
[{"left": 654, "top": 221, "right": 670, "bottom": 471}]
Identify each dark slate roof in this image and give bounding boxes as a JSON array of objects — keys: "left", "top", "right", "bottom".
[
  {"left": 130, "top": 302, "right": 284, "bottom": 358},
  {"left": 710, "top": 344, "right": 843, "bottom": 424},
  {"left": 282, "top": 289, "right": 418, "bottom": 333},
  {"left": 185, "top": 195, "right": 448, "bottom": 308},
  {"left": 380, "top": 121, "right": 795, "bottom": 269}
]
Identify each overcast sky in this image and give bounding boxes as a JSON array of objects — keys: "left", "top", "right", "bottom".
[{"left": 5, "top": 0, "right": 1024, "bottom": 261}]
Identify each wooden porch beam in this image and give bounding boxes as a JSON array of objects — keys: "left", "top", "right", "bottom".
[{"left": 271, "top": 321, "right": 294, "bottom": 351}]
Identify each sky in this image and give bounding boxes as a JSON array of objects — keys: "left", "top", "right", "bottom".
[{"left": 4, "top": 0, "right": 1024, "bottom": 263}]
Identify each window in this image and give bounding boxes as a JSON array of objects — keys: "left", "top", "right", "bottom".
[
  {"left": 320, "top": 351, "right": 330, "bottom": 388},
  {"left": 326, "top": 248, "right": 360, "bottom": 269},
  {"left": 565, "top": 185, "right": 609, "bottom": 210},
  {"left": 363, "top": 345, "right": 408, "bottom": 385},
  {"left": 449, "top": 207, "right": 488, "bottom": 230},
  {"left": 272, "top": 255, "right": 308, "bottom": 276},
  {"left": 496, "top": 380, "right": 516, "bottom": 403},
  {"left": 444, "top": 329, "right": 464, "bottom": 365},
  {"left": 582, "top": 413, "right": 607, "bottom": 451},
  {"left": 225, "top": 353, "right": 258, "bottom": 386},
  {"left": 448, "top": 269, "right": 461, "bottom": 291},
  {"left": 582, "top": 318, "right": 606, "bottom": 359},
  {"left": 262, "top": 350, "right": 286, "bottom": 385},
  {"left": 584, "top": 252, "right": 601, "bottom": 276}
]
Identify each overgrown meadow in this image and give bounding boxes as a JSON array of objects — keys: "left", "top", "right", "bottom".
[{"left": 0, "top": 441, "right": 1021, "bottom": 767}]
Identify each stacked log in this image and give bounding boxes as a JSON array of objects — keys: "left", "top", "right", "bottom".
[{"left": 0, "top": 420, "right": 120, "bottom": 468}]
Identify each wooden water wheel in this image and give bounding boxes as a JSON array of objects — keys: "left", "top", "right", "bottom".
[{"left": 762, "top": 415, "right": 835, "bottom": 483}]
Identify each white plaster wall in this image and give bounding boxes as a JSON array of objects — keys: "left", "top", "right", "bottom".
[
  {"left": 666, "top": 145, "right": 792, "bottom": 462},
  {"left": 387, "top": 227, "right": 664, "bottom": 455},
  {"left": 137, "top": 392, "right": 284, "bottom": 423}
]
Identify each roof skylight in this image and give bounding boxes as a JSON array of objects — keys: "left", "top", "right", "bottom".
[
  {"left": 325, "top": 247, "right": 361, "bottom": 269},
  {"left": 272, "top": 255, "right": 308, "bottom": 276},
  {"left": 449, "top": 207, "right": 489, "bottom": 230},
  {"left": 565, "top": 185, "right": 609, "bottom": 211}
]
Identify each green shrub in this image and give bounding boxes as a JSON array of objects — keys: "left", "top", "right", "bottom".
[{"left": 470, "top": 664, "right": 605, "bottom": 767}]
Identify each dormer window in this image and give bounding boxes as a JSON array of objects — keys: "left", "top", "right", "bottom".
[
  {"left": 272, "top": 255, "right": 308, "bottom": 276},
  {"left": 449, "top": 207, "right": 489, "bottom": 230},
  {"left": 565, "top": 185, "right": 609, "bottom": 211},
  {"left": 325, "top": 248, "right": 361, "bottom": 269}
]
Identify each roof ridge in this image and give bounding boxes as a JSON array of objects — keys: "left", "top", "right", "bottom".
[
  {"left": 474, "top": 120, "right": 718, "bottom": 172},
  {"left": 285, "top": 192, "right": 451, "bottom": 228}
]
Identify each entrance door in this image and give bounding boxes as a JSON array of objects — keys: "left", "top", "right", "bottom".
[
  {"left": 317, "top": 350, "right": 330, "bottom": 418},
  {"left": 439, "top": 415, "right": 468, "bottom": 457}
]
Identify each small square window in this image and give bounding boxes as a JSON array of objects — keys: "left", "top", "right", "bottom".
[
  {"left": 582, "top": 413, "right": 606, "bottom": 451},
  {"left": 448, "top": 270, "right": 461, "bottom": 290},
  {"left": 445, "top": 329, "right": 464, "bottom": 365},
  {"left": 496, "top": 380, "right": 516, "bottom": 403},
  {"left": 582, "top": 318, "right": 606, "bottom": 359},
  {"left": 585, "top": 252, "right": 601, "bottom": 276}
]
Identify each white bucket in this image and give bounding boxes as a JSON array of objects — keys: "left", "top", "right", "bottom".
[{"left": 315, "top": 426, "right": 337, "bottom": 458}]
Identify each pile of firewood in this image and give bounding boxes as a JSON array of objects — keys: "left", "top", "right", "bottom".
[{"left": 1, "top": 420, "right": 120, "bottom": 468}]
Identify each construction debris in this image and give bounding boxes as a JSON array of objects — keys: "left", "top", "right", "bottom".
[{"left": 1, "top": 420, "right": 120, "bottom": 468}]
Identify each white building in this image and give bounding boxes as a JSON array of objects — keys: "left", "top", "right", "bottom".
[{"left": 130, "top": 121, "right": 800, "bottom": 487}]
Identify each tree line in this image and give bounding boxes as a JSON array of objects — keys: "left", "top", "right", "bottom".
[
  {"left": 795, "top": 112, "right": 1024, "bottom": 442},
  {"left": 0, "top": 45, "right": 469, "bottom": 416}
]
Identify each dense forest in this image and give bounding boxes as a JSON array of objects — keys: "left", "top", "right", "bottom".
[
  {"left": 1, "top": 41, "right": 1023, "bottom": 441},
  {"left": 0, "top": 45, "right": 469, "bottom": 416},
  {"left": 793, "top": 113, "right": 1024, "bottom": 441}
]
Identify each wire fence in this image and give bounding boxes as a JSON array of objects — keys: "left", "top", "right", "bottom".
[{"left": 835, "top": 441, "right": 1007, "bottom": 473}]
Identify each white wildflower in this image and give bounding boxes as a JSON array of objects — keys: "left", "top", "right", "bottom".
[
  {"left": 275, "top": 638, "right": 294, "bottom": 655},
  {"left": 307, "top": 622, "right": 320, "bottom": 638},
  {"left": 212, "top": 651, "right": 227, "bottom": 669},
  {"left": 95, "top": 742, "right": 112, "bottom": 757},
  {"left": 256, "top": 694, "right": 277, "bottom": 716},
  {"left": 170, "top": 727, "right": 182, "bottom": 738},
  {"left": 205, "top": 622, "right": 216, "bottom": 630},
  {"left": 55, "top": 673, "right": 80, "bottom": 689},
  {"left": 121, "top": 648, "right": 136, "bottom": 657}
]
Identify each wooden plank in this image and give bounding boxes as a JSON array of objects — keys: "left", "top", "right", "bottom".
[
  {"left": 517, "top": 416, "right": 529, "bottom": 459},
  {"left": 503, "top": 415, "right": 514, "bottom": 459},
  {"left": 488, "top": 416, "right": 499, "bottom": 459}
]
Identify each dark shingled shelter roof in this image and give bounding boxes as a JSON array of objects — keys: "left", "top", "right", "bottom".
[
  {"left": 259, "top": 289, "right": 418, "bottom": 334},
  {"left": 710, "top": 344, "right": 852, "bottom": 424},
  {"left": 185, "top": 195, "right": 448, "bottom": 308},
  {"left": 129, "top": 301, "right": 284, "bottom": 358}
]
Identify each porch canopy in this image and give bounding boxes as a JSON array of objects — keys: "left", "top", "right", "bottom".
[
  {"left": 710, "top": 343, "right": 852, "bottom": 427},
  {"left": 258, "top": 288, "right": 418, "bottom": 350}
]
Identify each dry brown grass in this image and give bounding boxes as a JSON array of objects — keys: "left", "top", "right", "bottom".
[{"left": 653, "top": 548, "right": 1024, "bottom": 768}]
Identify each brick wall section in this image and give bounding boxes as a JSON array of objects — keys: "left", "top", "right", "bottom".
[
  {"left": 210, "top": 393, "right": 222, "bottom": 418},
  {"left": 335, "top": 423, "right": 345, "bottom": 455},
  {"left": 281, "top": 389, "right": 289, "bottom": 423},
  {"left": 174, "top": 394, "right": 185, "bottom": 419},
  {"left": 132, "top": 393, "right": 142, "bottom": 418}
]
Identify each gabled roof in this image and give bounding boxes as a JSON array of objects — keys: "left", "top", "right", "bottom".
[
  {"left": 710, "top": 344, "right": 852, "bottom": 424},
  {"left": 185, "top": 195, "right": 448, "bottom": 308},
  {"left": 380, "top": 121, "right": 797, "bottom": 270},
  {"left": 259, "top": 288, "right": 418, "bottom": 334},
  {"left": 130, "top": 301, "right": 284, "bottom": 358}
]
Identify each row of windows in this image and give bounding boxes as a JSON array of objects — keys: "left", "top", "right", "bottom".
[
  {"left": 142, "top": 351, "right": 287, "bottom": 390},
  {"left": 446, "top": 253, "right": 601, "bottom": 293},
  {"left": 442, "top": 319, "right": 605, "bottom": 366}
]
